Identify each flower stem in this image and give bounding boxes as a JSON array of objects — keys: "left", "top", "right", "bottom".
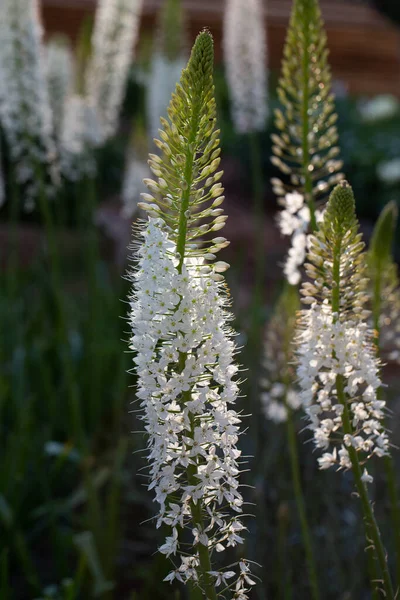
[
  {"left": 36, "top": 175, "right": 85, "bottom": 450},
  {"left": 372, "top": 262, "right": 400, "bottom": 579},
  {"left": 336, "top": 375, "right": 394, "bottom": 599},
  {"left": 300, "top": 7, "right": 317, "bottom": 233},
  {"left": 286, "top": 408, "right": 320, "bottom": 600},
  {"left": 249, "top": 131, "right": 264, "bottom": 328},
  {"left": 332, "top": 232, "right": 394, "bottom": 598}
]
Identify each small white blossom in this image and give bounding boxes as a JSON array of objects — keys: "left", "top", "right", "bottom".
[{"left": 223, "top": 0, "right": 268, "bottom": 134}]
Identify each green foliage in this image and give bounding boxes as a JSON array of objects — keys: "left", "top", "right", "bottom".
[
  {"left": 369, "top": 200, "right": 398, "bottom": 267},
  {"left": 271, "top": 0, "right": 343, "bottom": 228}
]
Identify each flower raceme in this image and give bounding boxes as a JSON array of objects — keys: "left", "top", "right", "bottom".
[
  {"left": 128, "top": 32, "right": 255, "bottom": 598},
  {"left": 223, "top": 0, "right": 268, "bottom": 134},
  {"left": 0, "top": 0, "right": 58, "bottom": 207},
  {"left": 297, "top": 182, "right": 389, "bottom": 480},
  {"left": 87, "top": 0, "right": 143, "bottom": 143}
]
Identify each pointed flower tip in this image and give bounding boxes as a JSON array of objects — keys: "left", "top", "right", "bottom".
[
  {"left": 327, "top": 179, "right": 356, "bottom": 227},
  {"left": 187, "top": 29, "right": 214, "bottom": 77}
]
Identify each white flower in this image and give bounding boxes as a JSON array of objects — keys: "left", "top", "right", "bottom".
[
  {"left": 87, "top": 0, "right": 143, "bottom": 142},
  {"left": 223, "top": 0, "right": 268, "bottom": 134},
  {"left": 129, "top": 217, "right": 255, "bottom": 591},
  {"left": 0, "top": 0, "right": 59, "bottom": 207},
  {"left": 361, "top": 469, "right": 374, "bottom": 484},
  {"left": 297, "top": 302, "right": 388, "bottom": 476}
]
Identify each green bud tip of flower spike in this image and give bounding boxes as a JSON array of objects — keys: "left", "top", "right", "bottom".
[{"left": 324, "top": 180, "right": 357, "bottom": 235}]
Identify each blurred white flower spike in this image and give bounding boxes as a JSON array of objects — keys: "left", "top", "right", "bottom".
[
  {"left": 87, "top": 0, "right": 143, "bottom": 143},
  {"left": 0, "top": 0, "right": 59, "bottom": 208},
  {"left": 223, "top": 0, "right": 268, "bottom": 134},
  {"left": 127, "top": 32, "right": 255, "bottom": 599},
  {"left": 46, "top": 36, "right": 75, "bottom": 141}
]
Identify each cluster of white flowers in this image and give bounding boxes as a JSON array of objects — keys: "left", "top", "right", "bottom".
[
  {"left": 0, "top": 0, "right": 58, "bottom": 207},
  {"left": 359, "top": 94, "right": 399, "bottom": 123},
  {"left": 277, "top": 192, "right": 323, "bottom": 285},
  {"left": 129, "top": 218, "right": 255, "bottom": 597},
  {"left": 146, "top": 54, "right": 186, "bottom": 143},
  {"left": 46, "top": 37, "right": 74, "bottom": 140},
  {"left": 377, "top": 157, "right": 400, "bottom": 186},
  {"left": 59, "top": 95, "right": 101, "bottom": 181},
  {"left": 87, "top": 0, "right": 143, "bottom": 142},
  {"left": 297, "top": 301, "right": 389, "bottom": 481},
  {"left": 223, "top": 0, "right": 268, "bottom": 134}
]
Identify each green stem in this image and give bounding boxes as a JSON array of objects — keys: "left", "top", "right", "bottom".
[
  {"left": 6, "top": 169, "right": 20, "bottom": 301},
  {"left": 36, "top": 176, "right": 85, "bottom": 450},
  {"left": 301, "top": 12, "right": 317, "bottom": 233},
  {"left": 174, "top": 86, "right": 218, "bottom": 600},
  {"left": 249, "top": 131, "right": 264, "bottom": 324},
  {"left": 372, "top": 260, "right": 400, "bottom": 578},
  {"left": 332, "top": 237, "right": 394, "bottom": 598},
  {"left": 336, "top": 375, "right": 394, "bottom": 599},
  {"left": 286, "top": 409, "right": 320, "bottom": 600}
]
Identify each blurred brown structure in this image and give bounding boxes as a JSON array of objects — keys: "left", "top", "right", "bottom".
[{"left": 42, "top": 0, "right": 400, "bottom": 96}]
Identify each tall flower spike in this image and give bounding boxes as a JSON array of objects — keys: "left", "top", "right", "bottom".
[
  {"left": 272, "top": 0, "right": 344, "bottom": 284},
  {"left": 128, "top": 31, "right": 255, "bottom": 599},
  {"left": 261, "top": 285, "right": 301, "bottom": 423},
  {"left": 297, "top": 181, "right": 395, "bottom": 597},
  {"left": 0, "top": 0, "right": 59, "bottom": 208},
  {"left": 298, "top": 181, "right": 388, "bottom": 472},
  {"left": 46, "top": 35, "right": 75, "bottom": 141},
  {"left": 87, "top": 0, "right": 143, "bottom": 142},
  {"left": 223, "top": 0, "right": 268, "bottom": 134},
  {"left": 146, "top": 0, "right": 187, "bottom": 142}
]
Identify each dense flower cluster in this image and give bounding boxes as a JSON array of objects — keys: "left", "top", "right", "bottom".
[
  {"left": 297, "top": 301, "right": 388, "bottom": 479},
  {"left": 297, "top": 183, "right": 389, "bottom": 482},
  {"left": 0, "top": 0, "right": 58, "bottom": 207},
  {"left": 278, "top": 192, "right": 323, "bottom": 285},
  {"left": 128, "top": 217, "right": 255, "bottom": 597},
  {"left": 223, "top": 0, "right": 267, "bottom": 134},
  {"left": 87, "top": 0, "right": 143, "bottom": 142}
]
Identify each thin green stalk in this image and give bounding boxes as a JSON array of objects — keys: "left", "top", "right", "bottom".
[
  {"left": 286, "top": 408, "right": 320, "bottom": 600},
  {"left": 173, "top": 55, "right": 218, "bottom": 600},
  {"left": 336, "top": 375, "right": 394, "bottom": 599},
  {"left": 36, "top": 175, "right": 85, "bottom": 449},
  {"left": 277, "top": 503, "right": 292, "bottom": 600},
  {"left": 372, "top": 262, "right": 400, "bottom": 579},
  {"left": 300, "top": 10, "right": 317, "bottom": 233},
  {"left": 332, "top": 236, "right": 394, "bottom": 599},
  {"left": 249, "top": 131, "right": 264, "bottom": 325},
  {"left": 83, "top": 175, "right": 102, "bottom": 432},
  {"left": 6, "top": 169, "right": 21, "bottom": 301}
]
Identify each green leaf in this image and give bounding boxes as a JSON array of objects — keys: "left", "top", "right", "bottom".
[{"left": 369, "top": 200, "right": 398, "bottom": 266}]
